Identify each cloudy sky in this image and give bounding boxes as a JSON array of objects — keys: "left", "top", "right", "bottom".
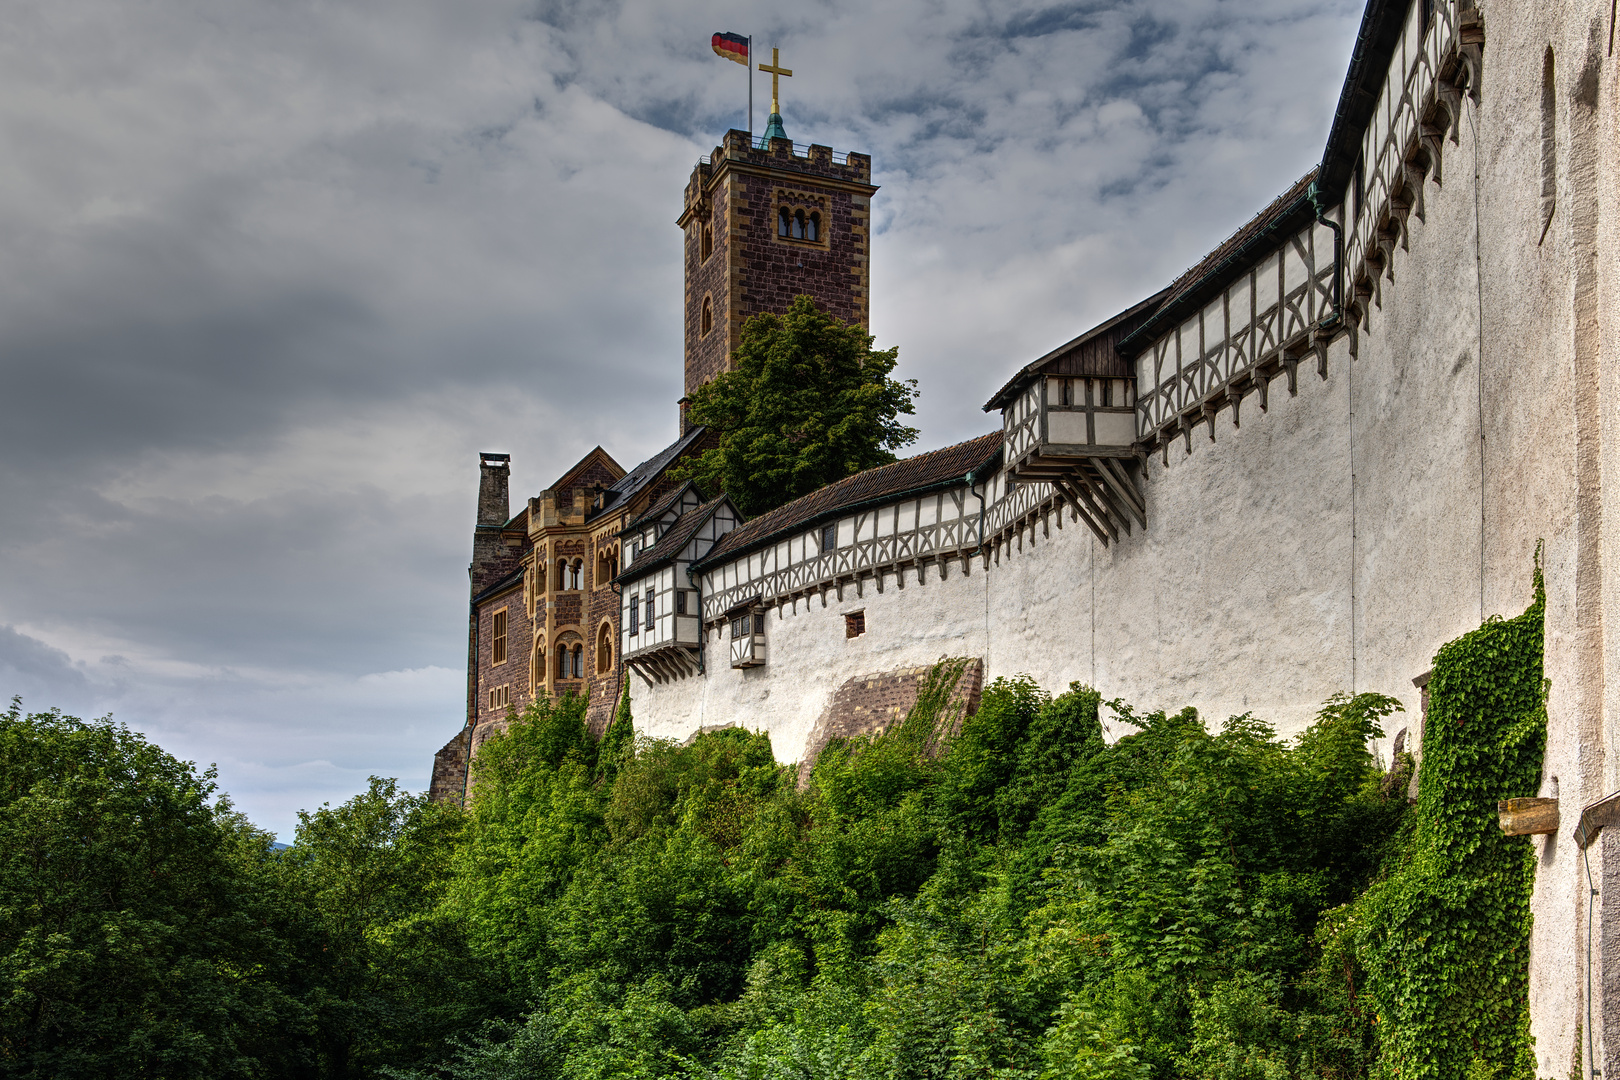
[{"left": 0, "top": 0, "right": 1360, "bottom": 839}]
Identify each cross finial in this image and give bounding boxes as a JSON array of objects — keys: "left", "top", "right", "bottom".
[{"left": 758, "top": 47, "right": 792, "bottom": 117}]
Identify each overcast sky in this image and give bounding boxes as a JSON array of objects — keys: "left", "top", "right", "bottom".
[{"left": 0, "top": 0, "right": 1359, "bottom": 839}]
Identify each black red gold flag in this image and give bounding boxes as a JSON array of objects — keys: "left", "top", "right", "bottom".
[{"left": 712, "top": 32, "right": 748, "bottom": 65}]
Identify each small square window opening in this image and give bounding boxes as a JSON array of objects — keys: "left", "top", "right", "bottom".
[{"left": 845, "top": 611, "right": 866, "bottom": 639}]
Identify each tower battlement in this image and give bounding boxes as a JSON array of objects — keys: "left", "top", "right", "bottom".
[{"left": 677, "top": 128, "right": 878, "bottom": 429}]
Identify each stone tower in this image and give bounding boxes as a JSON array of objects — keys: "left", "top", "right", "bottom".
[{"left": 676, "top": 128, "right": 878, "bottom": 431}]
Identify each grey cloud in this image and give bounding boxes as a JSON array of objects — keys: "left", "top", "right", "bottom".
[{"left": 0, "top": 0, "right": 1360, "bottom": 839}]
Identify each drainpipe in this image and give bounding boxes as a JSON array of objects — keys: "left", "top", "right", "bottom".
[
  {"left": 461, "top": 599, "right": 477, "bottom": 807},
  {"left": 1309, "top": 179, "right": 1344, "bottom": 331},
  {"left": 688, "top": 564, "right": 706, "bottom": 675},
  {"left": 966, "top": 469, "right": 987, "bottom": 556}
]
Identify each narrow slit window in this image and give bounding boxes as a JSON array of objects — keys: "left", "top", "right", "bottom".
[
  {"left": 701, "top": 296, "right": 713, "bottom": 336},
  {"left": 1540, "top": 48, "right": 1557, "bottom": 244},
  {"left": 628, "top": 594, "right": 639, "bottom": 634},
  {"left": 645, "top": 592, "right": 655, "bottom": 629},
  {"left": 675, "top": 590, "right": 688, "bottom": 615}
]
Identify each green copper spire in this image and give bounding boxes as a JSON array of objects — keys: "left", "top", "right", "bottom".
[
  {"left": 758, "top": 47, "right": 791, "bottom": 145},
  {"left": 761, "top": 111, "right": 788, "bottom": 144}
]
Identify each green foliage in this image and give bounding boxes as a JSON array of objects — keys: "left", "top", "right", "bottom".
[
  {"left": 5, "top": 579, "right": 1549, "bottom": 1080},
  {"left": 671, "top": 295, "right": 919, "bottom": 517},
  {"left": 1350, "top": 563, "right": 1547, "bottom": 1080},
  {"left": 0, "top": 700, "right": 307, "bottom": 1079}
]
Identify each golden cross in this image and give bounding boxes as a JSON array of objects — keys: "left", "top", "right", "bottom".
[{"left": 758, "top": 47, "right": 792, "bottom": 115}]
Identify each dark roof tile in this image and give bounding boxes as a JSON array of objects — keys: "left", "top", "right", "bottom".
[
  {"left": 616, "top": 496, "right": 731, "bottom": 583},
  {"left": 694, "top": 432, "right": 1002, "bottom": 569}
]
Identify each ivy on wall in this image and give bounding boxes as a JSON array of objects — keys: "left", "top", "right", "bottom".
[{"left": 1352, "top": 558, "right": 1547, "bottom": 1080}]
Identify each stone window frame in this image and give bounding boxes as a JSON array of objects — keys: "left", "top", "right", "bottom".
[
  {"left": 700, "top": 294, "right": 714, "bottom": 337},
  {"left": 531, "top": 635, "right": 546, "bottom": 692},
  {"left": 554, "top": 629, "right": 584, "bottom": 681},
  {"left": 487, "top": 684, "right": 511, "bottom": 710},
  {"left": 772, "top": 188, "right": 831, "bottom": 251},
  {"left": 701, "top": 221, "right": 714, "bottom": 263},
  {"left": 491, "top": 607, "right": 509, "bottom": 666},
  {"left": 596, "top": 620, "right": 614, "bottom": 674}
]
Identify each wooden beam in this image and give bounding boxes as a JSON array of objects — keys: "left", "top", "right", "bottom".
[
  {"left": 1053, "top": 477, "right": 1110, "bottom": 546},
  {"left": 1073, "top": 468, "right": 1128, "bottom": 538},
  {"left": 1096, "top": 457, "right": 1147, "bottom": 529},
  {"left": 1070, "top": 476, "right": 1120, "bottom": 542}
]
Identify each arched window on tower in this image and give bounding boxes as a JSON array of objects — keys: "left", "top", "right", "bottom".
[
  {"left": 572, "top": 644, "right": 583, "bottom": 679},
  {"left": 778, "top": 207, "right": 790, "bottom": 237},
  {"left": 570, "top": 561, "right": 584, "bottom": 590},
  {"left": 555, "top": 560, "right": 566, "bottom": 590},
  {"left": 791, "top": 210, "right": 805, "bottom": 239},
  {"left": 701, "top": 223, "right": 713, "bottom": 261},
  {"left": 556, "top": 642, "right": 569, "bottom": 680},
  {"left": 597, "top": 623, "right": 613, "bottom": 674},
  {"left": 701, "top": 296, "right": 713, "bottom": 336},
  {"left": 806, "top": 212, "right": 819, "bottom": 242}
]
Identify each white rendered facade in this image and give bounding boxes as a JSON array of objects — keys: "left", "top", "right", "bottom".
[{"left": 610, "top": 1, "right": 1620, "bottom": 1071}]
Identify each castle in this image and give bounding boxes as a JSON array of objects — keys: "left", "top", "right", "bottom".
[{"left": 433, "top": 0, "right": 1620, "bottom": 1073}]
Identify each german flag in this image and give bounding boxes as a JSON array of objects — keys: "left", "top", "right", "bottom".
[{"left": 711, "top": 32, "right": 748, "bottom": 66}]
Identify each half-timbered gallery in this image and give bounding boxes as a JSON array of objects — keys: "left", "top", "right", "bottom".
[{"left": 435, "top": 0, "right": 1619, "bottom": 1071}]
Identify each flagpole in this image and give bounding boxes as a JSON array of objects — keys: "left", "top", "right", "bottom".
[{"left": 747, "top": 36, "right": 753, "bottom": 142}]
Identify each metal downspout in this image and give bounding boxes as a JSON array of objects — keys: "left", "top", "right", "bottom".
[{"left": 1308, "top": 179, "right": 1345, "bottom": 330}]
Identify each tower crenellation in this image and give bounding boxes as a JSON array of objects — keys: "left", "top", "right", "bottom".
[{"left": 677, "top": 128, "right": 877, "bottom": 430}]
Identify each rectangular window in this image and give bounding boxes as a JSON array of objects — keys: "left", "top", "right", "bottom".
[
  {"left": 820, "top": 524, "right": 837, "bottom": 552},
  {"left": 645, "top": 593, "right": 656, "bottom": 629},
  {"left": 492, "top": 609, "right": 508, "bottom": 665},
  {"left": 731, "top": 613, "right": 751, "bottom": 639},
  {"left": 674, "top": 590, "right": 688, "bottom": 615},
  {"left": 845, "top": 611, "right": 866, "bottom": 639},
  {"left": 487, "top": 685, "right": 510, "bottom": 709},
  {"left": 628, "top": 595, "right": 639, "bottom": 635}
]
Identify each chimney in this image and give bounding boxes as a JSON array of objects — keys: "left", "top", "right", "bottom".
[
  {"left": 478, "top": 453, "right": 511, "bottom": 526},
  {"left": 471, "top": 453, "right": 513, "bottom": 593}
]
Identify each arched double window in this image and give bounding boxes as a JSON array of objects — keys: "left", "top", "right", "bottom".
[
  {"left": 556, "top": 636, "right": 584, "bottom": 680},
  {"left": 700, "top": 296, "right": 713, "bottom": 336},
  {"left": 597, "top": 622, "right": 613, "bottom": 674},
  {"left": 778, "top": 207, "right": 820, "bottom": 241}
]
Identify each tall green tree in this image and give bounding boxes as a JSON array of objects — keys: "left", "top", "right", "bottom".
[
  {"left": 673, "top": 295, "right": 919, "bottom": 517},
  {"left": 0, "top": 700, "right": 307, "bottom": 1080}
]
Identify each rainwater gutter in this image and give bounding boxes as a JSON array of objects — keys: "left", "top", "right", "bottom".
[{"left": 1309, "top": 179, "right": 1345, "bottom": 332}]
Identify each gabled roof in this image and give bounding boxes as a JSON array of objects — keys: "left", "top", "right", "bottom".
[
  {"left": 550, "top": 445, "right": 625, "bottom": 495},
  {"left": 1117, "top": 170, "right": 1318, "bottom": 358},
  {"left": 692, "top": 432, "right": 1004, "bottom": 572},
  {"left": 625, "top": 480, "right": 700, "bottom": 535},
  {"left": 614, "top": 495, "right": 733, "bottom": 584},
  {"left": 982, "top": 289, "right": 1168, "bottom": 412},
  {"left": 588, "top": 426, "right": 708, "bottom": 522}
]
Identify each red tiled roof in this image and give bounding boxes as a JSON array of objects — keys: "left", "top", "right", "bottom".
[{"left": 694, "top": 431, "right": 1003, "bottom": 569}]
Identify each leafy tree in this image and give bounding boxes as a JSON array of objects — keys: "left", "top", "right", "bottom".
[
  {"left": 672, "top": 295, "right": 919, "bottom": 517},
  {"left": 0, "top": 699, "right": 307, "bottom": 1080},
  {"left": 275, "top": 777, "right": 503, "bottom": 1078}
]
